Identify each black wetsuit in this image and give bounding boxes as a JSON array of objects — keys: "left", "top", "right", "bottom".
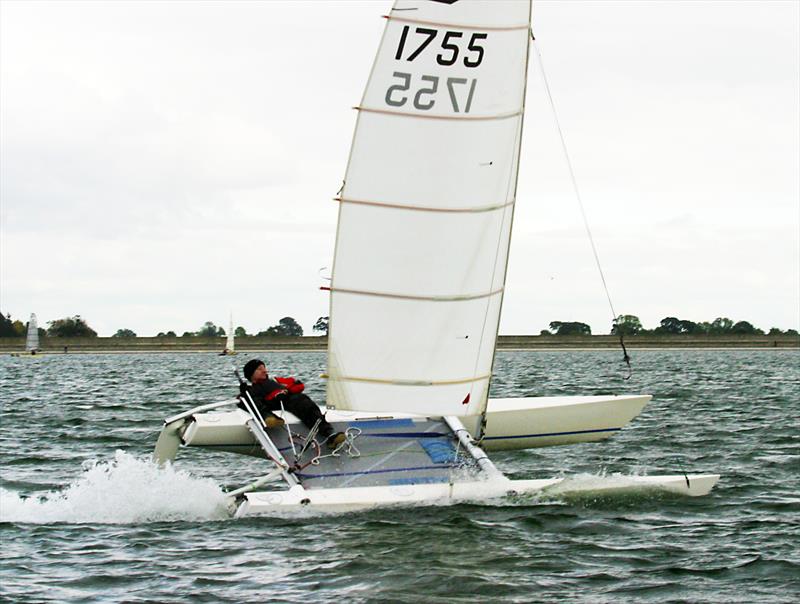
[{"left": 241, "top": 378, "right": 334, "bottom": 439}]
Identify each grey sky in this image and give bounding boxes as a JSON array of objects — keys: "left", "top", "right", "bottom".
[{"left": 1, "top": 0, "right": 798, "bottom": 336}]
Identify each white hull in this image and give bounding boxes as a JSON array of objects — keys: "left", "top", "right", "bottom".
[
  {"left": 152, "top": 395, "right": 720, "bottom": 515},
  {"left": 470, "top": 395, "right": 649, "bottom": 450},
  {"left": 171, "top": 395, "right": 649, "bottom": 458},
  {"left": 236, "top": 473, "right": 720, "bottom": 516}
]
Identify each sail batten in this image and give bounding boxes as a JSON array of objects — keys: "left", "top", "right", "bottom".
[
  {"left": 337, "top": 197, "right": 514, "bottom": 214},
  {"left": 326, "top": 287, "right": 503, "bottom": 303},
  {"left": 328, "top": 373, "right": 491, "bottom": 387},
  {"left": 385, "top": 16, "right": 530, "bottom": 32},
  {"left": 355, "top": 106, "right": 522, "bottom": 121},
  {"left": 327, "top": 0, "right": 531, "bottom": 418}
]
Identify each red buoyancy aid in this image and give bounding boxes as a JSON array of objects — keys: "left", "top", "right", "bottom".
[{"left": 275, "top": 376, "right": 305, "bottom": 394}]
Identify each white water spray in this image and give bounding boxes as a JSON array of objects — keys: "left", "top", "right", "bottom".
[{"left": 0, "top": 450, "right": 231, "bottom": 524}]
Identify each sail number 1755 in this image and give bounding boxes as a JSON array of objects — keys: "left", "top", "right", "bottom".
[{"left": 395, "top": 26, "right": 488, "bottom": 68}]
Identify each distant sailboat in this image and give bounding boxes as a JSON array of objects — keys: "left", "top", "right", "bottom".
[
  {"left": 220, "top": 313, "right": 236, "bottom": 356},
  {"left": 25, "top": 313, "right": 40, "bottom": 355}
]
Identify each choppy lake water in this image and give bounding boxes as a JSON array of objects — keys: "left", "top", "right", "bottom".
[{"left": 1, "top": 350, "right": 798, "bottom": 602}]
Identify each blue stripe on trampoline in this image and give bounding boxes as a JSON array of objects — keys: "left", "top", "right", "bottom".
[
  {"left": 347, "top": 418, "right": 415, "bottom": 429},
  {"left": 388, "top": 476, "right": 450, "bottom": 486},
  {"left": 362, "top": 432, "right": 449, "bottom": 439},
  {"left": 420, "top": 439, "right": 457, "bottom": 463},
  {"left": 482, "top": 427, "right": 621, "bottom": 441},
  {"left": 297, "top": 464, "right": 456, "bottom": 480},
  {"left": 275, "top": 433, "right": 447, "bottom": 452}
]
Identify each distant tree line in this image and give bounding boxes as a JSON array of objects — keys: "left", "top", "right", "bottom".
[
  {"left": 1, "top": 312, "right": 95, "bottom": 337},
  {"left": 155, "top": 316, "right": 312, "bottom": 338},
  {"left": 0, "top": 313, "right": 36, "bottom": 337},
  {"left": 542, "top": 315, "right": 798, "bottom": 337},
  {"left": 3, "top": 311, "right": 796, "bottom": 339},
  {"left": 0, "top": 314, "right": 322, "bottom": 338}
]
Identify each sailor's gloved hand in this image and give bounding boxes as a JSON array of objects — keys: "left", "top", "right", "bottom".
[
  {"left": 239, "top": 382, "right": 248, "bottom": 397},
  {"left": 272, "top": 389, "right": 289, "bottom": 405}
]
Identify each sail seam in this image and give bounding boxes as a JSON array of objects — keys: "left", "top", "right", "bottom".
[
  {"left": 328, "top": 374, "right": 492, "bottom": 387},
  {"left": 322, "top": 286, "right": 503, "bottom": 302},
  {"left": 336, "top": 197, "right": 514, "bottom": 214},
  {"left": 355, "top": 106, "right": 522, "bottom": 122},
  {"left": 385, "top": 15, "right": 529, "bottom": 32}
]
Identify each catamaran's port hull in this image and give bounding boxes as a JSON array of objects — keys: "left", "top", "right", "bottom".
[
  {"left": 235, "top": 473, "right": 720, "bottom": 516},
  {"left": 165, "top": 395, "right": 650, "bottom": 460}
]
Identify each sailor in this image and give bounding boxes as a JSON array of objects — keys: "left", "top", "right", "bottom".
[{"left": 240, "top": 358, "right": 345, "bottom": 449}]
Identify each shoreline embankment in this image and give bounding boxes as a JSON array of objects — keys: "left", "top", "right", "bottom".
[{"left": 1, "top": 334, "right": 797, "bottom": 354}]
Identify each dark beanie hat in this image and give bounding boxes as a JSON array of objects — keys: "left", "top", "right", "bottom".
[{"left": 243, "top": 359, "right": 264, "bottom": 381}]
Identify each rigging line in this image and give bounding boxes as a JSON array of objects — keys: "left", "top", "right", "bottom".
[
  {"left": 531, "top": 31, "right": 632, "bottom": 379},
  {"left": 278, "top": 398, "right": 297, "bottom": 460},
  {"left": 294, "top": 421, "right": 322, "bottom": 467}
]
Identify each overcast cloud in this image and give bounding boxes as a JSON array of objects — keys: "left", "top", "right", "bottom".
[{"left": 1, "top": 0, "right": 798, "bottom": 336}]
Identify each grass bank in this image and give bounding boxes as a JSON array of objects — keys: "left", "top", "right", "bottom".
[{"left": 2, "top": 334, "right": 797, "bottom": 354}]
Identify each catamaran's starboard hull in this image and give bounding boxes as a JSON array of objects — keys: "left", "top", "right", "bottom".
[
  {"left": 470, "top": 395, "right": 650, "bottom": 450},
  {"left": 165, "top": 395, "right": 649, "bottom": 461},
  {"left": 234, "top": 473, "right": 720, "bottom": 516}
]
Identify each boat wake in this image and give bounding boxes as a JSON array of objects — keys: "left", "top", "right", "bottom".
[
  {"left": 0, "top": 453, "right": 705, "bottom": 524},
  {"left": 0, "top": 450, "right": 231, "bottom": 524}
]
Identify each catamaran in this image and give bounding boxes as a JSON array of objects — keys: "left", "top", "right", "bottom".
[{"left": 154, "top": 0, "right": 718, "bottom": 515}]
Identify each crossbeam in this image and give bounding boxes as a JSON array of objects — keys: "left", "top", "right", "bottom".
[{"left": 444, "top": 415, "right": 506, "bottom": 481}]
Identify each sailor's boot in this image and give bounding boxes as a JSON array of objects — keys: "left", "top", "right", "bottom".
[{"left": 263, "top": 412, "right": 285, "bottom": 429}]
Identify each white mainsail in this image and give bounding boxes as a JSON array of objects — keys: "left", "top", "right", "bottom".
[
  {"left": 25, "top": 313, "right": 40, "bottom": 352},
  {"left": 327, "top": 0, "right": 532, "bottom": 418},
  {"left": 226, "top": 313, "right": 235, "bottom": 353}
]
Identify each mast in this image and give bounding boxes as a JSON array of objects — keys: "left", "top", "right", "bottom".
[{"left": 480, "top": 1, "right": 534, "bottom": 435}]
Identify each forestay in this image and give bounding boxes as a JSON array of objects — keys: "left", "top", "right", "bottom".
[{"left": 327, "top": 0, "right": 532, "bottom": 418}]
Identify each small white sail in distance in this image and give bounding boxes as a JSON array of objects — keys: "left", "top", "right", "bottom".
[
  {"left": 26, "top": 313, "right": 40, "bottom": 352},
  {"left": 226, "top": 313, "right": 235, "bottom": 353},
  {"left": 326, "top": 0, "right": 532, "bottom": 418}
]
